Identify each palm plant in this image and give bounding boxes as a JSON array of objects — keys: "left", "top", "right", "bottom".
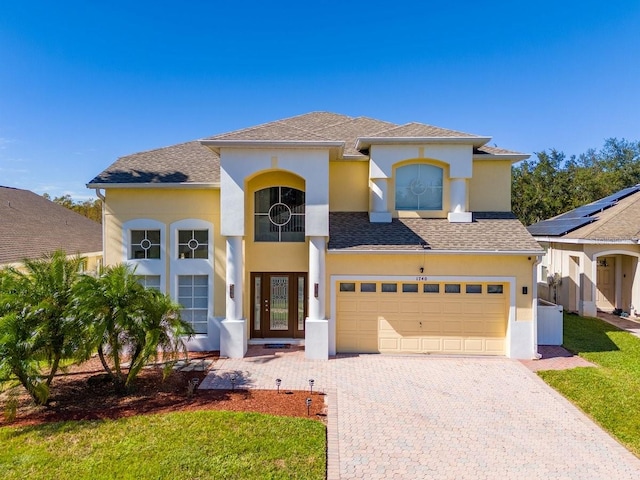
[
  {"left": 0, "top": 251, "right": 87, "bottom": 405},
  {"left": 0, "top": 269, "right": 50, "bottom": 405},
  {"left": 75, "top": 264, "right": 193, "bottom": 392},
  {"left": 20, "top": 252, "right": 90, "bottom": 386}
]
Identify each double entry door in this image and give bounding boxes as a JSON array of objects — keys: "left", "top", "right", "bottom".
[{"left": 250, "top": 272, "right": 307, "bottom": 339}]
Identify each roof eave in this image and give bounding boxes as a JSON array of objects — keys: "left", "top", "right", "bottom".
[
  {"left": 356, "top": 136, "right": 492, "bottom": 151},
  {"left": 87, "top": 182, "right": 220, "bottom": 189},
  {"left": 533, "top": 236, "right": 638, "bottom": 245},
  {"left": 200, "top": 139, "right": 345, "bottom": 153},
  {"left": 473, "top": 153, "right": 530, "bottom": 162},
  {"left": 328, "top": 249, "right": 544, "bottom": 255}
]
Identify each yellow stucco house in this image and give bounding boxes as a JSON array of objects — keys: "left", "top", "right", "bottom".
[{"left": 88, "top": 112, "right": 543, "bottom": 360}]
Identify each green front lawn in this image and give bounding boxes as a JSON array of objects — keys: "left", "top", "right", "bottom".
[
  {"left": 0, "top": 410, "right": 326, "bottom": 480},
  {"left": 539, "top": 313, "right": 640, "bottom": 456}
]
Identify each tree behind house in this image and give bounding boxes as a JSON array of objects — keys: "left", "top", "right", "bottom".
[
  {"left": 512, "top": 138, "right": 640, "bottom": 225},
  {"left": 43, "top": 193, "right": 102, "bottom": 223}
]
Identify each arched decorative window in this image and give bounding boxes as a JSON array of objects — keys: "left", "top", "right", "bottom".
[
  {"left": 254, "top": 186, "right": 305, "bottom": 242},
  {"left": 395, "top": 164, "right": 443, "bottom": 211}
]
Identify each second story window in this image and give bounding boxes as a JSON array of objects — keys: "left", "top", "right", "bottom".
[
  {"left": 395, "top": 164, "right": 443, "bottom": 211},
  {"left": 255, "top": 186, "right": 305, "bottom": 242},
  {"left": 178, "top": 230, "right": 209, "bottom": 259},
  {"left": 130, "top": 230, "right": 161, "bottom": 259}
]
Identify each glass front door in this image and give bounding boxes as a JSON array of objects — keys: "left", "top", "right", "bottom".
[{"left": 251, "top": 272, "right": 306, "bottom": 338}]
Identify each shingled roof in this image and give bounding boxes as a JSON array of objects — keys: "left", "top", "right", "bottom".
[
  {"left": 329, "top": 212, "right": 542, "bottom": 253},
  {"left": 89, "top": 112, "right": 525, "bottom": 186},
  {"left": 530, "top": 187, "right": 640, "bottom": 242},
  {"left": 89, "top": 141, "right": 219, "bottom": 185},
  {"left": 0, "top": 186, "right": 102, "bottom": 265}
]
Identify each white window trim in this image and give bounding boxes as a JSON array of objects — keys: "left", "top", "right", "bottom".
[
  {"left": 170, "top": 219, "right": 214, "bottom": 337},
  {"left": 122, "top": 219, "right": 166, "bottom": 293}
]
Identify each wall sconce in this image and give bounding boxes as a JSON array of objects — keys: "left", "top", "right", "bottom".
[
  {"left": 229, "top": 284, "right": 235, "bottom": 299},
  {"left": 419, "top": 267, "right": 424, "bottom": 273},
  {"left": 314, "top": 283, "right": 319, "bottom": 298},
  {"left": 522, "top": 286, "right": 528, "bottom": 295}
]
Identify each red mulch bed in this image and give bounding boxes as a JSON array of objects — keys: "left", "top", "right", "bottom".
[{"left": 0, "top": 353, "right": 327, "bottom": 428}]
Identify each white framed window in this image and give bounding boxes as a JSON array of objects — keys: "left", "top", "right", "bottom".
[
  {"left": 137, "top": 275, "right": 161, "bottom": 291},
  {"left": 395, "top": 164, "right": 443, "bottom": 211},
  {"left": 178, "top": 275, "right": 208, "bottom": 334},
  {"left": 254, "top": 186, "right": 305, "bottom": 242},
  {"left": 169, "top": 219, "right": 214, "bottom": 337},
  {"left": 122, "top": 219, "right": 166, "bottom": 293},
  {"left": 178, "top": 230, "right": 209, "bottom": 259},
  {"left": 131, "top": 229, "right": 161, "bottom": 259}
]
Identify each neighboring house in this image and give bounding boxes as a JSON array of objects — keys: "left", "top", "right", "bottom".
[
  {"left": 529, "top": 185, "right": 640, "bottom": 318},
  {"left": 88, "top": 112, "right": 543, "bottom": 360},
  {"left": 0, "top": 186, "right": 103, "bottom": 270}
]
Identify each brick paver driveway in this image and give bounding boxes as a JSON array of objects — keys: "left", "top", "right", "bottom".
[{"left": 202, "top": 349, "right": 640, "bottom": 479}]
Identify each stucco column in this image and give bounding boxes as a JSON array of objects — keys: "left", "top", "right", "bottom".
[
  {"left": 632, "top": 257, "right": 640, "bottom": 317},
  {"left": 584, "top": 255, "right": 598, "bottom": 317},
  {"left": 221, "top": 236, "right": 246, "bottom": 358},
  {"left": 447, "top": 178, "right": 472, "bottom": 223},
  {"left": 306, "top": 236, "right": 328, "bottom": 360},
  {"left": 369, "top": 178, "right": 391, "bottom": 223},
  {"left": 615, "top": 255, "right": 622, "bottom": 310},
  {"left": 308, "top": 236, "right": 326, "bottom": 319},
  {"left": 225, "top": 236, "right": 243, "bottom": 320}
]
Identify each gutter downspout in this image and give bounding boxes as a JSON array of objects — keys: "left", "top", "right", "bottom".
[
  {"left": 95, "top": 188, "right": 106, "bottom": 273},
  {"left": 532, "top": 255, "right": 542, "bottom": 359}
]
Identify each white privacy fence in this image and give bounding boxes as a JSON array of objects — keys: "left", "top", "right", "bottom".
[{"left": 538, "top": 299, "right": 563, "bottom": 345}]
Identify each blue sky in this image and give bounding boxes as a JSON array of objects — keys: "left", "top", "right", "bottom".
[{"left": 1, "top": 1, "right": 639, "bottom": 199}]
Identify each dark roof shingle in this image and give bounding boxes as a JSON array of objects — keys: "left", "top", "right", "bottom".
[
  {"left": 89, "top": 141, "right": 220, "bottom": 185},
  {"left": 0, "top": 186, "right": 102, "bottom": 264},
  {"left": 329, "top": 212, "right": 542, "bottom": 252}
]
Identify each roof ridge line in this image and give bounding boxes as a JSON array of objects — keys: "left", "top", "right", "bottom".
[{"left": 206, "top": 111, "right": 352, "bottom": 140}]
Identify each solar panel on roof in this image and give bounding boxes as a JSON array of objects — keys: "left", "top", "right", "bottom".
[
  {"left": 594, "top": 185, "right": 640, "bottom": 205},
  {"left": 556, "top": 202, "right": 616, "bottom": 220},
  {"left": 527, "top": 217, "right": 596, "bottom": 236}
]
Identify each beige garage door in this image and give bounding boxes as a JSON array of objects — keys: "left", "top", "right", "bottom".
[{"left": 336, "top": 281, "right": 507, "bottom": 355}]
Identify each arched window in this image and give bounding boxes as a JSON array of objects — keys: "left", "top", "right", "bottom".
[
  {"left": 254, "top": 186, "right": 305, "bottom": 242},
  {"left": 395, "top": 164, "right": 443, "bottom": 211}
]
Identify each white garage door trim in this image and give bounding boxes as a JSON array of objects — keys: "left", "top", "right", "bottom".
[{"left": 330, "top": 275, "right": 531, "bottom": 359}]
